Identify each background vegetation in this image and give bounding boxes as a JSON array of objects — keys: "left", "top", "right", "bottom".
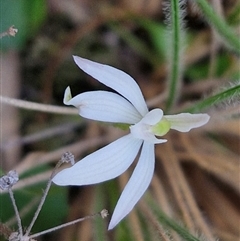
[{"left": 1, "top": 0, "right": 239, "bottom": 240}]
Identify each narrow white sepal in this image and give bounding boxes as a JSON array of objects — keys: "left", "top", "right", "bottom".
[
  {"left": 52, "top": 134, "right": 143, "bottom": 186},
  {"left": 108, "top": 141, "right": 155, "bottom": 230},
  {"left": 73, "top": 56, "right": 149, "bottom": 117},
  {"left": 164, "top": 113, "right": 210, "bottom": 132},
  {"left": 65, "top": 89, "right": 142, "bottom": 124}
]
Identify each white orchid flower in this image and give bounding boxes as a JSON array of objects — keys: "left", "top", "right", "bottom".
[{"left": 52, "top": 56, "right": 210, "bottom": 230}]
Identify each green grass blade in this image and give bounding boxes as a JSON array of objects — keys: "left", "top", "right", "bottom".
[
  {"left": 149, "top": 200, "right": 203, "bottom": 241},
  {"left": 183, "top": 83, "right": 240, "bottom": 113},
  {"left": 194, "top": 0, "right": 240, "bottom": 54}
]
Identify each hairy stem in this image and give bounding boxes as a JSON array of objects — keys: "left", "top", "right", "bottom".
[
  {"left": 183, "top": 83, "right": 240, "bottom": 113},
  {"left": 166, "top": 0, "right": 185, "bottom": 111}
]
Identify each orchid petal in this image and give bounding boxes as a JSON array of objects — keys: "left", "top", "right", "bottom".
[
  {"left": 130, "top": 122, "right": 167, "bottom": 144},
  {"left": 164, "top": 113, "right": 210, "bottom": 132},
  {"left": 52, "top": 134, "right": 143, "bottom": 186},
  {"left": 64, "top": 88, "right": 142, "bottom": 124},
  {"left": 130, "top": 108, "right": 167, "bottom": 144},
  {"left": 108, "top": 141, "right": 155, "bottom": 230},
  {"left": 73, "top": 56, "right": 148, "bottom": 117},
  {"left": 140, "top": 109, "right": 163, "bottom": 125}
]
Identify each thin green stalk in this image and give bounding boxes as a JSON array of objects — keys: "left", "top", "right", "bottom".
[
  {"left": 194, "top": 0, "right": 240, "bottom": 54},
  {"left": 183, "top": 84, "right": 240, "bottom": 113},
  {"left": 166, "top": 0, "right": 185, "bottom": 112}
]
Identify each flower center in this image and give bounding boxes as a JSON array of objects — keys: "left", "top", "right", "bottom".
[
  {"left": 151, "top": 117, "right": 171, "bottom": 136},
  {"left": 129, "top": 109, "right": 169, "bottom": 144}
]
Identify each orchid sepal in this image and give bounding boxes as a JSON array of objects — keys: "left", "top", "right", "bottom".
[{"left": 52, "top": 134, "right": 143, "bottom": 186}]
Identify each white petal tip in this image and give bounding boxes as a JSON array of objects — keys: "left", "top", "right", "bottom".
[
  {"left": 73, "top": 55, "right": 88, "bottom": 68},
  {"left": 63, "top": 86, "right": 72, "bottom": 105},
  {"left": 52, "top": 168, "right": 72, "bottom": 186},
  {"left": 107, "top": 224, "right": 114, "bottom": 230},
  {"left": 52, "top": 175, "right": 65, "bottom": 186},
  {"left": 202, "top": 113, "right": 210, "bottom": 123},
  {"left": 73, "top": 55, "right": 79, "bottom": 62},
  {"left": 108, "top": 219, "right": 118, "bottom": 230},
  {"left": 192, "top": 113, "right": 210, "bottom": 128}
]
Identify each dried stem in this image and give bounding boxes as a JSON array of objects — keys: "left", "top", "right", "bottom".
[
  {"left": 24, "top": 160, "right": 63, "bottom": 236},
  {"left": 0, "top": 95, "right": 78, "bottom": 115},
  {"left": 8, "top": 188, "right": 23, "bottom": 237},
  {"left": 29, "top": 210, "right": 107, "bottom": 239}
]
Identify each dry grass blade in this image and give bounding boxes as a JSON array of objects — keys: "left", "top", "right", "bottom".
[
  {"left": 180, "top": 133, "right": 239, "bottom": 193},
  {"left": 156, "top": 139, "right": 216, "bottom": 240},
  {"left": 188, "top": 168, "right": 240, "bottom": 238}
]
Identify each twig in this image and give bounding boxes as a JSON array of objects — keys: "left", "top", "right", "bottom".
[
  {"left": 24, "top": 160, "right": 63, "bottom": 236},
  {"left": 8, "top": 189, "right": 23, "bottom": 237},
  {"left": 28, "top": 210, "right": 108, "bottom": 239},
  {"left": 0, "top": 95, "right": 78, "bottom": 115}
]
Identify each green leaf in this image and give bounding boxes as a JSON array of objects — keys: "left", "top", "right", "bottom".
[
  {"left": 1, "top": 0, "right": 47, "bottom": 51},
  {"left": 184, "top": 83, "right": 240, "bottom": 113}
]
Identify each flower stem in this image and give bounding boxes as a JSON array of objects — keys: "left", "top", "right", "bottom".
[
  {"left": 8, "top": 188, "right": 23, "bottom": 237},
  {"left": 194, "top": 0, "right": 240, "bottom": 54},
  {"left": 166, "top": 0, "right": 185, "bottom": 112}
]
